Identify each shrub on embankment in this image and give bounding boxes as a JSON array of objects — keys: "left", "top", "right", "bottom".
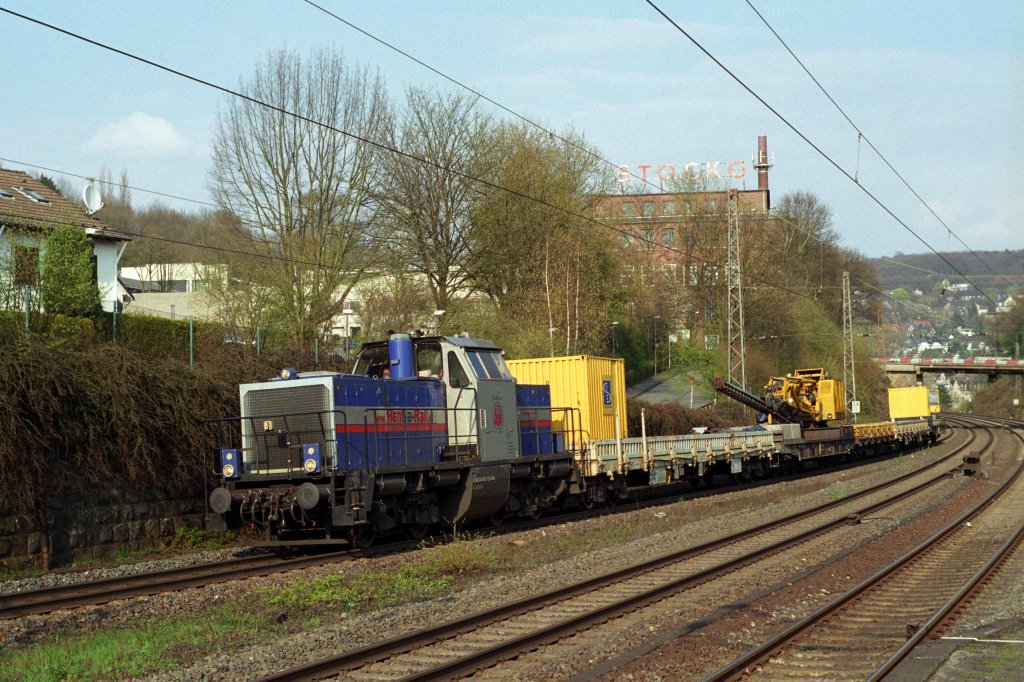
[
  {"left": 626, "top": 399, "right": 739, "bottom": 436},
  {"left": 0, "top": 312, "right": 345, "bottom": 566}
]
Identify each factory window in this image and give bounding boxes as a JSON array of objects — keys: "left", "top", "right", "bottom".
[
  {"left": 662, "top": 228, "right": 675, "bottom": 247},
  {"left": 640, "top": 228, "right": 654, "bottom": 247},
  {"left": 663, "top": 201, "right": 676, "bottom": 215},
  {"left": 620, "top": 232, "right": 634, "bottom": 247},
  {"left": 705, "top": 199, "right": 717, "bottom": 213},
  {"left": 642, "top": 201, "right": 655, "bottom": 217},
  {"left": 684, "top": 201, "right": 695, "bottom": 213},
  {"left": 689, "top": 264, "right": 698, "bottom": 286},
  {"left": 663, "top": 263, "right": 677, "bottom": 280},
  {"left": 620, "top": 202, "right": 636, "bottom": 217},
  {"left": 705, "top": 335, "right": 720, "bottom": 350}
]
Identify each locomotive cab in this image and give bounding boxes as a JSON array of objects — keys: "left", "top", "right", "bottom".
[{"left": 353, "top": 334, "right": 520, "bottom": 463}]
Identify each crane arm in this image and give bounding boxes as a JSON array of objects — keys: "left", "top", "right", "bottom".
[{"left": 713, "top": 376, "right": 798, "bottom": 424}]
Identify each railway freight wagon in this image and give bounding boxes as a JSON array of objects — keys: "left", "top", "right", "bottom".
[{"left": 207, "top": 333, "right": 582, "bottom": 545}]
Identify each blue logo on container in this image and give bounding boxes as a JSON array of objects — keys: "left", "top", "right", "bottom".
[{"left": 602, "top": 379, "right": 612, "bottom": 406}]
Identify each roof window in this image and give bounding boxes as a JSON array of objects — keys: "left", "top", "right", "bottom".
[
  {"left": 14, "top": 187, "right": 50, "bottom": 204},
  {"left": 0, "top": 188, "right": 13, "bottom": 199}
]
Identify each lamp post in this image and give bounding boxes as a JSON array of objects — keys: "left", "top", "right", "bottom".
[
  {"left": 611, "top": 320, "right": 619, "bottom": 357},
  {"left": 549, "top": 327, "right": 557, "bottom": 357},
  {"left": 433, "top": 309, "right": 445, "bottom": 335},
  {"left": 653, "top": 316, "right": 660, "bottom": 375},
  {"left": 342, "top": 307, "right": 353, "bottom": 356}
]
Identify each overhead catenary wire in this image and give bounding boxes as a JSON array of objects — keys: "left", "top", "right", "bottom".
[
  {"left": 643, "top": 0, "right": 999, "bottom": 311},
  {"left": 0, "top": 5, "right": 820, "bottom": 306},
  {"left": 299, "top": 0, "right": 676, "bottom": 197},
  {"left": 743, "top": 0, "right": 1013, "bottom": 292}
]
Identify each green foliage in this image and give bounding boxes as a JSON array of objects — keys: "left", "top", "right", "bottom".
[
  {"left": 171, "top": 526, "right": 236, "bottom": 551},
  {"left": 891, "top": 287, "right": 910, "bottom": 301},
  {"left": 0, "top": 605, "right": 273, "bottom": 682},
  {"left": 266, "top": 566, "right": 451, "bottom": 614},
  {"left": 40, "top": 224, "right": 101, "bottom": 317},
  {"left": 825, "top": 486, "right": 846, "bottom": 501}
]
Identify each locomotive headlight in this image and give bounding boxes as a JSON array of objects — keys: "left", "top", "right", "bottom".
[
  {"left": 220, "top": 448, "right": 240, "bottom": 479},
  {"left": 302, "top": 443, "right": 322, "bottom": 474},
  {"left": 279, "top": 367, "right": 298, "bottom": 380}
]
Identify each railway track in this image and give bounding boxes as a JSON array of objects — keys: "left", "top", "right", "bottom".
[
  {"left": 251, "top": 420, "right": 981, "bottom": 681},
  {"left": 3, "top": 430, "right": 951, "bottom": 621},
  {"left": 704, "top": 416, "right": 1024, "bottom": 681},
  {"left": 0, "top": 549, "right": 357, "bottom": 619}
]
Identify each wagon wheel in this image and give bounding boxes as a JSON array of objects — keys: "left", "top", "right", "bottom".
[
  {"left": 348, "top": 526, "right": 375, "bottom": 549},
  {"left": 405, "top": 523, "right": 430, "bottom": 541}
]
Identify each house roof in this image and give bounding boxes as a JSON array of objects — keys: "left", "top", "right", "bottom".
[{"left": 0, "top": 167, "right": 128, "bottom": 241}]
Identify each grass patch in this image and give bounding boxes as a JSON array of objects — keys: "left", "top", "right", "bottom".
[
  {"left": 825, "top": 486, "right": 846, "bottom": 501},
  {"left": 0, "top": 561, "right": 43, "bottom": 583},
  {"left": 265, "top": 565, "right": 452, "bottom": 614},
  {"left": 171, "top": 526, "right": 236, "bottom": 552},
  {"left": 0, "top": 605, "right": 276, "bottom": 682}
]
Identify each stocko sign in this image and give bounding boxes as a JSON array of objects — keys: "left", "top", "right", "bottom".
[{"left": 616, "top": 161, "right": 746, "bottom": 184}]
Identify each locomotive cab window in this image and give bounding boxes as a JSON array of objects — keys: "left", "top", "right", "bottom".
[
  {"left": 466, "top": 350, "right": 512, "bottom": 380},
  {"left": 415, "top": 341, "right": 442, "bottom": 378},
  {"left": 353, "top": 345, "right": 389, "bottom": 377},
  {"left": 447, "top": 351, "right": 470, "bottom": 388}
]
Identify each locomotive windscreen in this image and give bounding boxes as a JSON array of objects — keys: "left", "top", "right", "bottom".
[{"left": 241, "top": 382, "right": 334, "bottom": 474}]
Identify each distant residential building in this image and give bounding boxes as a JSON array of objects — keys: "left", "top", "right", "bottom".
[{"left": 0, "top": 168, "right": 130, "bottom": 313}]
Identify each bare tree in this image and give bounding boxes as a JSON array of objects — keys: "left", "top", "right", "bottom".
[
  {"left": 469, "top": 124, "right": 618, "bottom": 355},
  {"left": 209, "top": 49, "right": 392, "bottom": 345},
  {"left": 380, "top": 88, "right": 493, "bottom": 312}
]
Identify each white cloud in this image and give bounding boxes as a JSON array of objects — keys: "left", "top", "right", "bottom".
[{"left": 83, "top": 112, "right": 192, "bottom": 156}]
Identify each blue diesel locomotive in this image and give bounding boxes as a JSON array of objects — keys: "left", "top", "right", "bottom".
[{"left": 206, "top": 333, "right": 582, "bottom": 545}]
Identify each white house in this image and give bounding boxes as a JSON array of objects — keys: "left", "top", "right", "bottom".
[{"left": 0, "top": 168, "right": 130, "bottom": 313}]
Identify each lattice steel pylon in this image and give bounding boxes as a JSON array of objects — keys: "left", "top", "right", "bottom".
[
  {"left": 842, "top": 271, "right": 857, "bottom": 421},
  {"left": 726, "top": 190, "right": 746, "bottom": 388}
]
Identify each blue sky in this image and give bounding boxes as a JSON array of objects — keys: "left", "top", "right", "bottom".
[{"left": 1, "top": 1, "right": 1021, "bottom": 260}]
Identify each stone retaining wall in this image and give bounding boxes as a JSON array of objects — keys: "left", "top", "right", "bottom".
[{"left": 0, "top": 485, "right": 205, "bottom": 568}]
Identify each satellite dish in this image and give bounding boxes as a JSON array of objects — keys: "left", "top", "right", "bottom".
[{"left": 83, "top": 179, "right": 104, "bottom": 216}]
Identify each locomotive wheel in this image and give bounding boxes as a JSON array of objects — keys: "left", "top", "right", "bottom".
[
  {"left": 405, "top": 523, "right": 430, "bottom": 540},
  {"left": 348, "top": 527, "right": 375, "bottom": 549},
  {"left": 578, "top": 492, "right": 594, "bottom": 511},
  {"left": 488, "top": 511, "right": 505, "bottom": 527}
]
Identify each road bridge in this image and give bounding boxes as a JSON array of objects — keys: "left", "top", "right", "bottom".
[{"left": 877, "top": 356, "right": 1024, "bottom": 382}]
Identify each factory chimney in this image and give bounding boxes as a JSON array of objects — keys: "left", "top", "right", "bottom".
[{"left": 753, "top": 135, "right": 773, "bottom": 210}]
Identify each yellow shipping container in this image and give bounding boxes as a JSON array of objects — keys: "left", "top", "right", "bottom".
[
  {"left": 888, "top": 385, "right": 940, "bottom": 420},
  {"left": 506, "top": 355, "right": 628, "bottom": 443}
]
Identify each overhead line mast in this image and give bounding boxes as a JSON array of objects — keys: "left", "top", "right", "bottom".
[
  {"left": 842, "top": 271, "right": 857, "bottom": 421},
  {"left": 726, "top": 189, "right": 746, "bottom": 388}
]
